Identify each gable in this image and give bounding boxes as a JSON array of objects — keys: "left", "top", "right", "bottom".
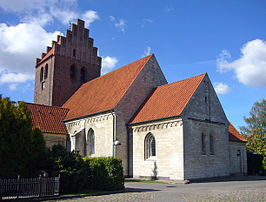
[
  {"left": 181, "top": 73, "right": 228, "bottom": 124},
  {"left": 130, "top": 73, "right": 206, "bottom": 124},
  {"left": 25, "top": 103, "right": 69, "bottom": 134},
  {"left": 63, "top": 55, "right": 153, "bottom": 121}
]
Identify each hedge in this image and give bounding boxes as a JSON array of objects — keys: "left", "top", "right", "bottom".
[{"left": 45, "top": 145, "right": 124, "bottom": 194}]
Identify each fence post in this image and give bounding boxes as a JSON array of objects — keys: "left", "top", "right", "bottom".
[
  {"left": 16, "top": 175, "right": 20, "bottom": 199},
  {"left": 39, "top": 175, "right": 42, "bottom": 197}
]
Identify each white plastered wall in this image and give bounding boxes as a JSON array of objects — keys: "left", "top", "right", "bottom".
[{"left": 132, "top": 118, "right": 184, "bottom": 180}]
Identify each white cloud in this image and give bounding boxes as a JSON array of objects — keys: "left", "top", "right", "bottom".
[
  {"left": 102, "top": 56, "right": 118, "bottom": 74},
  {"left": 0, "top": 72, "right": 34, "bottom": 84},
  {"left": 142, "top": 46, "right": 152, "bottom": 57},
  {"left": 217, "top": 39, "right": 266, "bottom": 87},
  {"left": 0, "top": 0, "right": 98, "bottom": 27},
  {"left": 0, "top": 22, "right": 60, "bottom": 75},
  {"left": 8, "top": 84, "right": 17, "bottom": 91},
  {"left": 82, "top": 10, "right": 100, "bottom": 27},
  {"left": 113, "top": 18, "right": 126, "bottom": 33},
  {"left": 109, "top": 16, "right": 115, "bottom": 22},
  {"left": 214, "top": 82, "right": 230, "bottom": 95}
]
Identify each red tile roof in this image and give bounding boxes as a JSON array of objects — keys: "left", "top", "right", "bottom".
[
  {"left": 130, "top": 73, "right": 206, "bottom": 124},
  {"left": 228, "top": 122, "right": 247, "bottom": 142},
  {"left": 63, "top": 54, "right": 153, "bottom": 121},
  {"left": 25, "top": 103, "right": 69, "bottom": 134}
]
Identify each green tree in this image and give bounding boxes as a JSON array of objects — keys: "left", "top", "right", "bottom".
[
  {"left": 240, "top": 99, "right": 266, "bottom": 170},
  {"left": 0, "top": 97, "right": 46, "bottom": 177}
]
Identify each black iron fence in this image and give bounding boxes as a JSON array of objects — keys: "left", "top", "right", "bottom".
[{"left": 0, "top": 175, "right": 60, "bottom": 200}]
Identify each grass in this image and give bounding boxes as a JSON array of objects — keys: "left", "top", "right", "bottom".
[{"left": 125, "top": 178, "right": 166, "bottom": 184}]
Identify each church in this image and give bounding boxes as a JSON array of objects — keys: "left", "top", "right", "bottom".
[{"left": 26, "top": 19, "right": 247, "bottom": 181}]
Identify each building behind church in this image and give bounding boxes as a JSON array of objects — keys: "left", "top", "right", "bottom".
[{"left": 26, "top": 19, "right": 247, "bottom": 180}]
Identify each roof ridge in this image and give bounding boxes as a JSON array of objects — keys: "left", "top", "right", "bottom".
[
  {"left": 158, "top": 73, "right": 207, "bottom": 88},
  {"left": 84, "top": 54, "right": 153, "bottom": 83},
  {"left": 178, "top": 73, "right": 206, "bottom": 115},
  {"left": 25, "top": 102, "right": 69, "bottom": 111},
  {"left": 114, "top": 54, "right": 154, "bottom": 108}
]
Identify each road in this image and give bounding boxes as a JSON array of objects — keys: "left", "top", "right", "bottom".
[{"left": 57, "top": 176, "right": 266, "bottom": 201}]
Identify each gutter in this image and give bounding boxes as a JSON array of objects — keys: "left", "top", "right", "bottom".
[
  {"left": 129, "top": 115, "right": 181, "bottom": 127},
  {"left": 112, "top": 111, "right": 117, "bottom": 157},
  {"left": 63, "top": 109, "right": 113, "bottom": 123}
]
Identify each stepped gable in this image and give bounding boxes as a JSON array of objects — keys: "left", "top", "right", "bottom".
[
  {"left": 35, "top": 19, "right": 101, "bottom": 67},
  {"left": 130, "top": 73, "right": 206, "bottom": 124},
  {"left": 228, "top": 121, "right": 247, "bottom": 142},
  {"left": 25, "top": 103, "right": 69, "bottom": 134},
  {"left": 63, "top": 54, "right": 153, "bottom": 121}
]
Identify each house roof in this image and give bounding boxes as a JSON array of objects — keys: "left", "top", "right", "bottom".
[
  {"left": 25, "top": 103, "right": 69, "bottom": 134},
  {"left": 63, "top": 54, "right": 153, "bottom": 121},
  {"left": 228, "top": 122, "right": 247, "bottom": 142},
  {"left": 130, "top": 73, "right": 206, "bottom": 124}
]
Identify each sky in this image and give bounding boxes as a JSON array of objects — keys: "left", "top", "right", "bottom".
[{"left": 0, "top": 0, "right": 265, "bottom": 130}]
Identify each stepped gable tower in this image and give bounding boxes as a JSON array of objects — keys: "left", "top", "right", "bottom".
[{"left": 34, "top": 19, "right": 102, "bottom": 107}]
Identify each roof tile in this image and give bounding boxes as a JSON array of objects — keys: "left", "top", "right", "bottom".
[
  {"left": 63, "top": 54, "right": 153, "bottom": 121},
  {"left": 228, "top": 121, "right": 247, "bottom": 142},
  {"left": 26, "top": 103, "right": 69, "bottom": 134},
  {"left": 130, "top": 73, "right": 206, "bottom": 124}
]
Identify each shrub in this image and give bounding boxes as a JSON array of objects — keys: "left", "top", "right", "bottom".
[
  {"left": 84, "top": 157, "right": 124, "bottom": 191},
  {"left": 44, "top": 145, "right": 124, "bottom": 194}
]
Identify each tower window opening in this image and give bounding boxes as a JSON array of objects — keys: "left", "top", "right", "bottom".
[
  {"left": 73, "top": 49, "right": 76, "bottom": 57},
  {"left": 80, "top": 67, "right": 86, "bottom": 84},
  {"left": 70, "top": 65, "right": 76, "bottom": 79},
  {"left": 44, "top": 64, "right": 48, "bottom": 79},
  {"left": 40, "top": 67, "right": 44, "bottom": 82}
]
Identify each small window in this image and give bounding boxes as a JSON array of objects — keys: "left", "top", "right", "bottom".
[
  {"left": 70, "top": 65, "right": 75, "bottom": 79},
  {"left": 210, "top": 133, "right": 214, "bottom": 155},
  {"left": 73, "top": 49, "right": 76, "bottom": 57},
  {"left": 40, "top": 67, "right": 44, "bottom": 82},
  {"left": 80, "top": 67, "right": 86, "bottom": 84},
  {"left": 87, "top": 129, "right": 95, "bottom": 155},
  {"left": 144, "top": 133, "right": 156, "bottom": 159},
  {"left": 44, "top": 64, "right": 48, "bottom": 79},
  {"left": 201, "top": 132, "right": 206, "bottom": 155},
  {"left": 41, "top": 81, "right": 46, "bottom": 90}
]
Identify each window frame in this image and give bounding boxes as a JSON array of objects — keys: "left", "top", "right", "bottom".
[{"left": 144, "top": 133, "right": 156, "bottom": 160}]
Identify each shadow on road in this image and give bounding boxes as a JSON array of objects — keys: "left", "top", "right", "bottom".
[
  {"left": 190, "top": 175, "right": 266, "bottom": 184},
  {"left": 125, "top": 187, "right": 160, "bottom": 193}
]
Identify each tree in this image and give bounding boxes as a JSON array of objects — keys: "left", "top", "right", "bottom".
[
  {"left": 0, "top": 97, "right": 46, "bottom": 177},
  {"left": 240, "top": 99, "right": 266, "bottom": 171}
]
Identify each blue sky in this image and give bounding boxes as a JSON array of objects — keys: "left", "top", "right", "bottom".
[{"left": 0, "top": 0, "right": 265, "bottom": 129}]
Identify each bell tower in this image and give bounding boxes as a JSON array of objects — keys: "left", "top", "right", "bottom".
[{"left": 34, "top": 19, "right": 102, "bottom": 106}]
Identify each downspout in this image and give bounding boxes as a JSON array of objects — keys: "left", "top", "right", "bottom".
[{"left": 112, "top": 111, "right": 117, "bottom": 157}]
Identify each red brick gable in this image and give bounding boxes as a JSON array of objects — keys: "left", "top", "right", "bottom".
[
  {"left": 63, "top": 54, "right": 153, "bottom": 121},
  {"left": 25, "top": 103, "right": 69, "bottom": 134},
  {"left": 228, "top": 122, "right": 247, "bottom": 142},
  {"left": 130, "top": 73, "right": 206, "bottom": 124}
]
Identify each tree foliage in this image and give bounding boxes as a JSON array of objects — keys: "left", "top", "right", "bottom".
[
  {"left": 240, "top": 99, "right": 265, "bottom": 171},
  {"left": 0, "top": 97, "right": 46, "bottom": 177}
]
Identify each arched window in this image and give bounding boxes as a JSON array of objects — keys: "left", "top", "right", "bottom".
[
  {"left": 144, "top": 133, "right": 156, "bottom": 159},
  {"left": 87, "top": 129, "right": 95, "bottom": 155},
  {"left": 210, "top": 132, "right": 214, "bottom": 155},
  {"left": 40, "top": 67, "right": 44, "bottom": 82},
  {"left": 70, "top": 65, "right": 75, "bottom": 79},
  {"left": 80, "top": 67, "right": 86, "bottom": 84},
  {"left": 44, "top": 64, "right": 48, "bottom": 79}
]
